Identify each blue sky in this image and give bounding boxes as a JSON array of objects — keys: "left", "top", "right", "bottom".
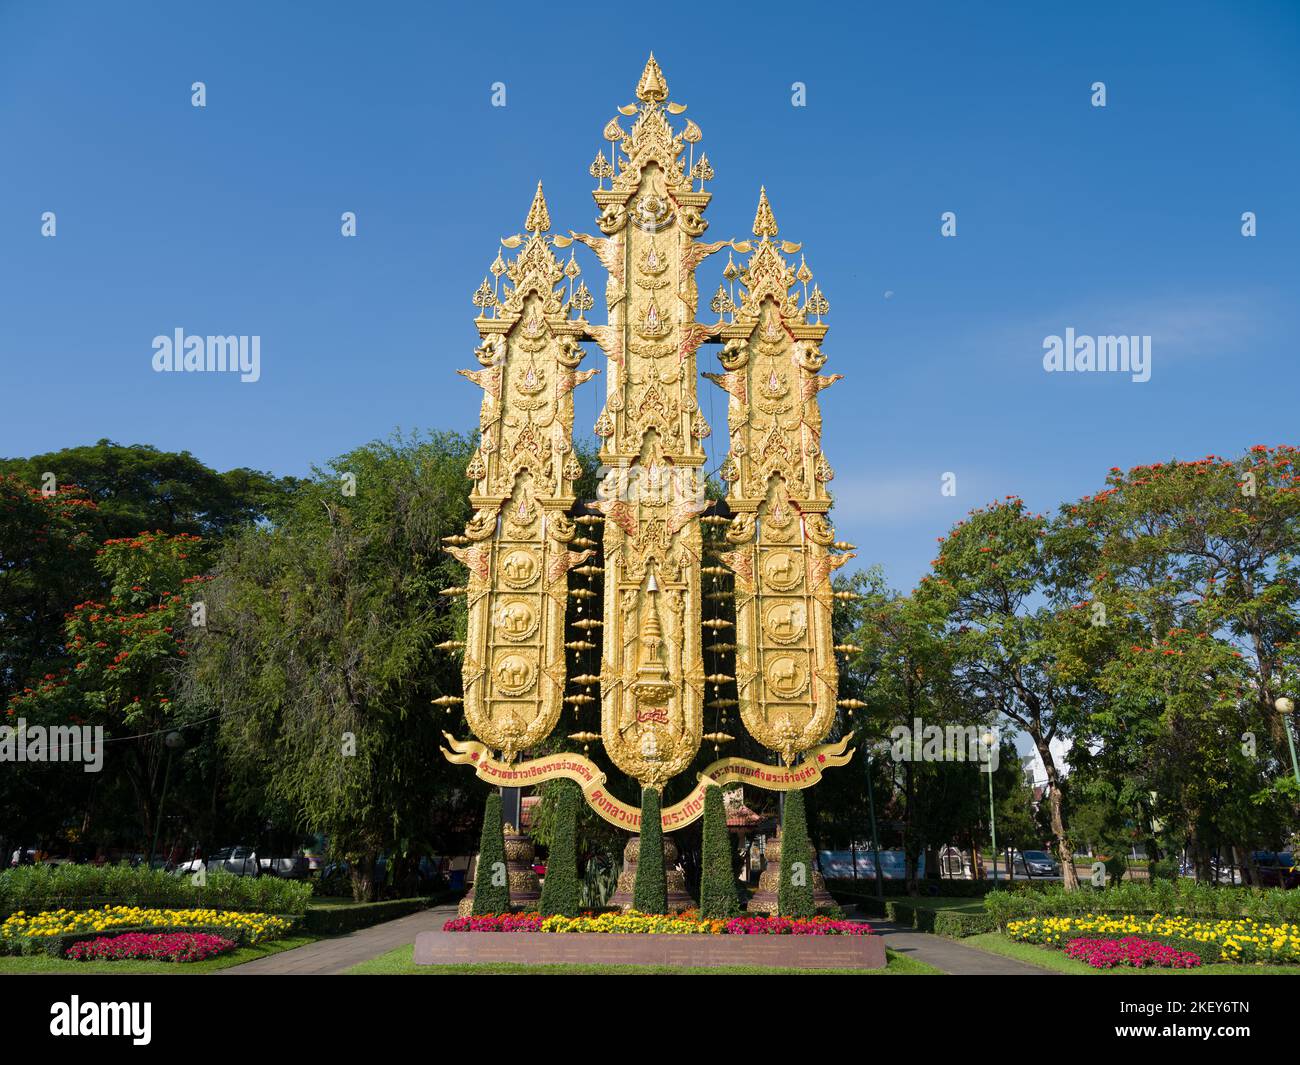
[{"left": 2, "top": 0, "right": 1297, "bottom": 593}]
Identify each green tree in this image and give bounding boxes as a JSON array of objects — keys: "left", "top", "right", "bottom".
[
  {"left": 633, "top": 787, "right": 667, "bottom": 914},
  {"left": 472, "top": 791, "right": 511, "bottom": 915},
  {"left": 778, "top": 788, "right": 816, "bottom": 917},
  {"left": 538, "top": 780, "right": 580, "bottom": 917},
  {"left": 699, "top": 785, "right": 738, "bottom": 918},
  {"left": 183, "top": 431, "right": 476, "bottom": 900}
]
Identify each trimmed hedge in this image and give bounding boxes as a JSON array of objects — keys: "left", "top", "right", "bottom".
[
  {"left": 633, "top": 788, "right": 667, "bottom": 915},
  {"left": 933, "top": 910, "right": 996, "bottom": 938},
  {"left": 778, "top": 789, "right": 815, "bottom": 918},
  {"left": 302, "top": 898, "right": 434, "bottom": 935},
  {"left": 471, "top": 791, "right": 510, "bottom": 915},
  {"left": 984, "top": 880, "right": 1300, "bottom": 930},
  {"left": 539, "top": 780, "right": 580, "bottom": 918},
  {"left": 700, "top": 786, "right": 739, "bottom": 919},
  {"left": 0, "top": 864, "right": 312, "bottom": 918}
]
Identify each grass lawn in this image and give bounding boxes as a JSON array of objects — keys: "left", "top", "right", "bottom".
[
  {"left": 962, "top": 933, "right": 1300, "bottom": 976},
  {"left": 346, "top": 944, "right": 942, "bottom": 975},
  {"left": 0, "top": 935, "right": 317, "bottom": 975}
]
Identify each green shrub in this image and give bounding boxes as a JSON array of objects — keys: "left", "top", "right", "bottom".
[
  {"left": 933, "top": 910, "right": 995, "bottom": 938},
  {"left": 539, "top": 780, "right": 581, "bottom": 918},
  {"left": 982, "top": 879, "right": 1300, "bottom": 929},
  {"left": 0, "top": 864, "right": 312, "bottom": 918},
  {"left": 471, "top": 791, "right": 511, "bottom": 915},
  {"left": 778, "top": 789, "right": 815, "bottom": 918},
  {"left": 699, "top": 786, "right": 738, "bottom": 919},
  {"left": 302, "top": 898, "right": 429, "bottom": 935},
  {"left": 633, "top": 787, "right": 667, "bottom": 915}
]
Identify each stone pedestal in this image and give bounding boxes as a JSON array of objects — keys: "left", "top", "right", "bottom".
[
  {"left": 456, "top": 827, "right": 542, "bottom": 917},
  {"left": 747, "top": 831, "right": 835, "bottom": 915},
  {"left": 608, "top": 835, "right": 696, "bottom": 913}
]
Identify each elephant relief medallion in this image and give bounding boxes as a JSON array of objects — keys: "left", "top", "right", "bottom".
[
  {"left": 495, "top": 599, "right": 538, "bottom": 642},
  {"left": 494, "top": 653, "right": 536, "bottom": 696},
  {"left": 500, "top": 549, "right": 540, "bottom": 588}
]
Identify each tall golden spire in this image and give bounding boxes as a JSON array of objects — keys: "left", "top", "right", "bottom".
[
  {"left": 636, "top": 53, "right": 668, "bottom": 103},
  {"left": 524, "top": 181, "right": 551, "bottom": 234},
  {"left": 752, "top": 186, "right": 778, "bottom": 238}
]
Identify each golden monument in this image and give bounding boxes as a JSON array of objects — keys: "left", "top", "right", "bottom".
[{"left": 443, "top": 55, "right": 856, "bottom": 825}]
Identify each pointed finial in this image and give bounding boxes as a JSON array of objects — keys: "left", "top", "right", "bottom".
[
  {"left": 752, "top": 186, "right": 778, "bottom": 239},
  {"left": 525, "top": 181, "right": 551, "bottom": 234},
  {"left": 636, "top": 53, "right": 669, "bottom": 103}
]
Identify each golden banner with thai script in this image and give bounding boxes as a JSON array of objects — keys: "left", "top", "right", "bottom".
[{"left": 441, "top": 733, "right": 853, "bottom": 832}]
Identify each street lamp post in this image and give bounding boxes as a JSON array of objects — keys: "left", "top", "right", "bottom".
[
  {"left": 149, "top": 731, "right": 186, "bottom": 870},
  {"left": 982, "top": 731, "right": 997, "bottom": 883},
  {"left": 1276, "top": 697, "right": 1300, "bottom": 787}
]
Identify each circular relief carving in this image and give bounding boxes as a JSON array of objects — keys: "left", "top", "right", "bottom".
[
  {"left": 495, "top": 599, "right": 539, "bottom": 642},
  {"left": 762, "top": 601, "right": 807, "bottom": 645},
  {"left": 765, "top": 654, "right": 809, "bottom": 699},
  {"left": 494, "top": 653, "right": 536, "bottom": 696},
  {"left": 762, "top": 550, "right": 803, "bottom": 591},
  {"left": 500, "top": 548, "right": 540, "bottom": 588}
]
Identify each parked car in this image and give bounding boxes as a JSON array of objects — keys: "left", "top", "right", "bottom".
[
  {"left": 175, "top": 846, "right": 261, "bottom": 877},
  {"left": 259, "top": 854, "right": 310, "bottom": 879},
  {"left": 1013, "top": 850, "right": 1061, "bottom": 878}
]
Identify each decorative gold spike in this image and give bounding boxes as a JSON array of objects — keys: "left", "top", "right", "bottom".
[
  {"left": 752, "top": 186, "right": 778, "bottom": 238},
  {"left": 706, "top": 643, "right": 736, "bottom": 653},
  {"left": 524, "top": 181, "right": 551, "bottom": 234},
  {"left": 834, "top": 644, "right": 863, "bottom": 654},
  {"left": 568, "top": 731, "right": 601, "bottom": 744},
  {"left": 574, "top": 566, "right": 604, "bottom": 577},
  {"left": 705, "top": 674, "right": 735, "bottom": 685},
  {"left": 435, "top": 640, "right": 465, "bottom": 652},
  {"left": 702, "top": 619, "right": 734, "bottom": 630},
  {"left": 700, "top": 515, "right": 730, "bottom": 526},
  {"left": 636, "top": 53, "right": 668, "bottom": 103},
  {"left": 565, "top": 640, "right": 596, "bottom": 651},
  {"left": 702, "top": 732, "right": 734, "bottom": 745},
  {"left": 571, "top": 674, "right": 603, "bottom": 686},
  {"left": 431, "top": 695, "right": 463, "bottom": 706},
  {"left": 707, "top": 700, "right": 738, "bottom": 710},
  {"left": 833, "top": 591, "right": 862, "bottom": 601},
  {"left": 570, "top": 588, "right": 597, "bottom": 599},
  {"left": 833, "top": 541, "right": 857, "bottom": 551},
  {"left": 564, "top": 694, "right": 595, "bottom": 706},
  {"left": 701, "top": 566, "right": 730, "bottom": 576},
  {"left": 575, "top": 515, "right": 604, "bottom": 525},
  {"left": 705, "top": 591, "right": 733, "bottom": 601},
  {"left": 572, "top": 618, "right": 603, "bottom": 630},
  {"left": 837, "top": 699, "right": 867, "bottom": 710},
  {"left": 572, "top": 537, "right": 598, "bottom": 549},
  {"left": 439, "top": 586, "right": 468, "bottom": 596},
  {"left": 442, "top": 534, "right": 470, "bottom": 545}
]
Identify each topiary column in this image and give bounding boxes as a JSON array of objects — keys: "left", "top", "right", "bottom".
[
  {"left": 632, "top": 786, "right": 667, "bottom": 914},
  {"left": 538, "top": 780, "right": 581, "bottom": 917},
  {"left": 471, "top": 790, "right": 511, "bottom": 915},
  {"left": 699, "top": 785, "right": 739, "bottom": 918},
  {"left": 778, "top": 788, "right": 816, "bottom": 918}
]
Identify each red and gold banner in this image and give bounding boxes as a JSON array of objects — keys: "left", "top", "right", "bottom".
[{"left": 440, "top": 732, "right": 853, "bottom": 832}]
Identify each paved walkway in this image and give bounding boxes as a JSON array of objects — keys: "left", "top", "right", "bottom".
[
  {"left": 862, "top": 918, "right": 1058, "bottom": 975},
  {"left": 221, "top": 906, "right": 458, "bottom": 975}
]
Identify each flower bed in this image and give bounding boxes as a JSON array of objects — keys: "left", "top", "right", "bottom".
[
  {"left": 442, "top": 911, "right": 872, "bottom": 936},
  {"left": 1064, "top": 936, "right": 1201, "bottom": 970},
  {"left": 65, "top": 931, "right": 236, "bottom": 963},
  {"left": 1006, "top": 914, "right": 1300, "bottom": 964},
  {"left": 1, "top": 906, "right": 292, "bottom": 955}
]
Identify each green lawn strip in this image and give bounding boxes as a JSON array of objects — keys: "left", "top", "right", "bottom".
[
  {"left": 962, "top": 933, "right": 1300, "bottom": 976},
  {"left": 0, "top": 935, "right": 317, "bottom": 975},
  {"left": 346, "top": 944, "right": 940, "bottom": 975}
]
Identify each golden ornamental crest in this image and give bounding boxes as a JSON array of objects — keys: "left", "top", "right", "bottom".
[{"left": 445, "top": 54, "right": 856, "bottom": 795}]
